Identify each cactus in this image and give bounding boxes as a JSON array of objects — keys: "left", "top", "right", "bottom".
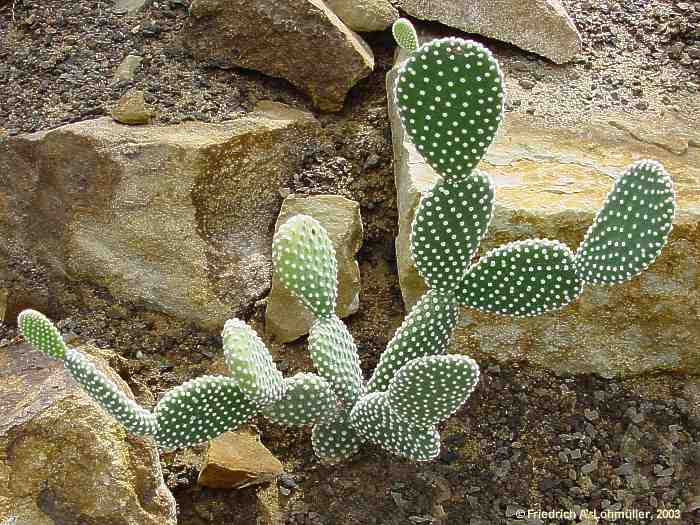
[{"left": 15, "top": 19, "right": 676, "bottom": 464}]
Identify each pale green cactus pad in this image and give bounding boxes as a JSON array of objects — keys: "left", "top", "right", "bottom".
[
  {"left": 395, "top": 37, "right": 505, "bottom": 182},
  {"left": 154, "top": 376, "right": 258, "bottom": 449},
  {"left": 392, "top": 18, "right": 418, "bottom": 52},
  {"left": 457, "top": 239, "right": 583, "bottom": 317},
  {"left": 308, "top": 315, "right": 365, "bottom": 405},
  {"left": 311, "top": 410, "right": 365, "bottom": 464},
  {"left": 272, "top": 214, "right": 338, "bottom": 319},
  {"left": 350, "top": 392, "right": 441, "bottom": 461},
  {"left": 17, "top": 309, "right": 68, "bottom": 360},
  {"left": 411, "top": 172, "right": 494, "bottom": 291},
  {"left": 388, "top": 355, "right": 479, "bottom": 428},
  {"left": 222, "top": 318, "right": 285, "bottom": 406},
  {"left": 368, "top": 290, "right": 460, "bottom": 393},
  {"left": 65, "top": 348, "right": 158, "bottom": 436},
  {"left": 262, "top": 373, "right": 339, "bottom": 427},
  {"left": 575, "top": 160, "right": 676, "bottom": 285}
]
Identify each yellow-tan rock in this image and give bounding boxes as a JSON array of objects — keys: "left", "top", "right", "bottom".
[
  {"left": 266, "top": 194, "right": 363, "bottom": 342},
  {"left": 0, "top": 343, "right": 176, "bottom": 525},
  {"left": 388, "top": 50, "right": 700, "bottom": 378},
  {"left": 197, "top": 428, "right": 283, "bottom": 489},
  {"left": 111, "top": 90, "right": 151, "bottom": 125}
]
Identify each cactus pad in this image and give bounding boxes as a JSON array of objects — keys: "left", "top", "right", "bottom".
[
  {"left": 18, "top": 309, "right": 68, "bottom": 360},
  {"left": 392, "top": 18, "right": 419, "bottom": 52},
  {"left": 368, "top": 290, "right": 459, "bottom": 393},
  {"left": 575, "top": 160, "right": 676, "bottom": 285},
  {"left": 64, "top": 348, "right": 158, "bottom": 436},
  {"left": 457, "top": 239, "right": 583, "bottom": 317},
  {"left": 272, "top": 214, "right": 338, "bottom": 319},
  {"left": 388, "top": 355, "right": 479, "bottom": 428},
  {"left": 262, "top": 373, "right": 339, "bottom": 427},
  {"left": 395, "top": 37, "right": 505, "bottom": 182},
  {"left": 311, "top": 410, "right": 365, "bottom": 464},
  {"left": 350, "top": 392, "right": 441, "bottom": 461},
  {"left": 411, "top": 172, "right": 494, "bottom": 291},
  {"left": 308, "top": 315, "right": 365, "bottom": 405},
  {"left": 155, "top": 376, "right": 257, "bottom": 449},
  {"left": 222, "top": 319, "right": 285, "bottom": 406}
]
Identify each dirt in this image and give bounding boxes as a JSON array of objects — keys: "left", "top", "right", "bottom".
[{"left": 1, "top": 1, "right": 699, "bottom": 524}]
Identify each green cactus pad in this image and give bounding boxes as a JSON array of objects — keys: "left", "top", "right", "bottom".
[
  {"left": 222, "top": 319, "right": 285, "bottom": 406},
  {"left": 64, "top": 348, "right": 158, "bottom": 436},
  {"left": 272, "top": 214, "right": 338, "bottom": 319},
  {"left": 368, "top": 290, "right": 459, "bottom": 393},
  {"left": 411, "top": 172, "right": 495, "bottom": 291},
  {"left": 388, "top": 355, "right": 479, "bottom": 428},
  {"left": 395, "top": 37, "right": 505, "bottom": 182},
  {"left": 262, "top": 373, "right": 339, "bottom": 427},
  {"left": 18, "top": 309, "right": 68, "bottom": 360},
  {"left": 311, "top": 410, "right": 365, "bottom": 464},
  {"left": 392, "top": 18, "right": 418, "bottom": 52},
  {"left": 349, "top": 392, "right": 441, "bottom": 462},
  {"left": 574, "top": 160, "right": 676, "bottom": 285},
  {"left": 457, "top": 239, "right": 583, "bottom": 317},
  {"left": 154, "top": 376, "right": 257, "bottom": 449},
  {"left": 308, "top": 315, "right": 365, "bottom": 406}
]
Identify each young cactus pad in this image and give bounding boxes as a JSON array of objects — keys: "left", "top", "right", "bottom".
[{"left": 14, "top": 19, "right": 676, "bottom": 466}]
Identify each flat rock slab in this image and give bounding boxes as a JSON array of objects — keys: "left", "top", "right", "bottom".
[
  {"left": 0, "top": 102, "right": 320, "bottom": 331},
  {"left": 266, "top": 194, "right": 363, "bottom": 342},
  {"left": 0, "top": 343, "right": 176, "bottom": 525},
  {"left": 395, "top": 0, "right": 582, "bottom": 64},
  {"left": 197, "top": 428, "right": 283, "bottom": 489},
  {"left": 325, "top": 0, "right": 398, "bottom": 32},
  {"left": 183, "top": 0, "right": 374, "bottom": 112},
  {"left": 388, "top": 50, "right": 700, "bottom": 378}
]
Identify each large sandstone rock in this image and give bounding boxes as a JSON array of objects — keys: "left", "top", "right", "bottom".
[
  {"left": 325, "top": 0, "right": 398, "bottom": 32},
  {"left": 388, "top": 51, "right": 700, "bottom": 378},
  {"left": 394, "top": 0, "right": 582, "bottom": 64},
  {"left": 183, "top": 0, "right": 374, "bottom": 112},
  {"left": 0, "top": 102, "right": 320, "bottom": 332},
  {"left": 0, "top": 343, "right": 176, "bottom": 525},
  {"left": 197, "top": 428, "right": 283, "bottom": 489},
  {"left": 266, "top": 195, "right": 363, "bottom": 342}
]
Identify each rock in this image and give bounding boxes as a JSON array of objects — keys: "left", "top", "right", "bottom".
[
  {"left": 266, "top": 194, "right": 363, "bottom": 342},
  {"left": 324, "top": 0, "right": 398, "bottom": 32},
  {"left": 0, "top": 101, "right": 320, "bottom": 332},
  {"left": 388, "top": 50, "right": 700, "bottom": 378},
  {"left": 0, "top": 343, "right": 176, "bottom": 525},
  {"left": 113, "top": 0, "right": 149, "bottom": 15},
  {"left": 111, "top": 90, "right": 151, "bottom": 124},
  {"left": 114, "top": 54, "right": 143, "bottom": 83},
  {"left": 197, "top": 428, "right": 283, "bottom": 489},
  {"left": 183, "top": 0, "right": 374, "bottom": 112},
  {"left": 394, "top": 0, "right": 582, "bottom": 64}
]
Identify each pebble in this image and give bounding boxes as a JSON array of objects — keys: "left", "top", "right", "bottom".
[{"left": 519, "top": 79, "right": 536, "bottom": 90}]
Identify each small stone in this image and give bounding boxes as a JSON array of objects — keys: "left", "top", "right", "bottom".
[
  {"left": 635, "top": 101, "right": 649, "bottom": 111},
  {"left": 669, "top": 42, "right": 685, "bottom": 58},
  {"left": 519, "top": 79, "right": 536, "bottom": 90},
  {"left": 615, "top": 463, "right": 634, "bottom": 476},
  {"left": 113, "top": 54, "right": 143, "bottom": 83},
  {"left": 581, "top": 462, "right": 596, "bottom": 475},
  {"left": 584, "top": 408, "right": 598, "bottom": 421},
  {"left": 111, "top": 90, "right": 152, "bottom": 125}
]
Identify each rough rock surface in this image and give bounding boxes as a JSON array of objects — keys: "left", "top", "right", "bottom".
[
  {"left": 0, "top": 343, "right": 176, "bottom": 525},
  {"left": 183, "top": 0, "right": 374, "bottom": 112},
  {"left": 325, "top": 0, "right": 398, "bottom": 32},
  {"left": 394, "top": 0, "right": 582, "bottom": 64},
  {"left": 266, "top": 195, "right": 363, "bottom": 342},
  {"left": 114, "top": 54, "right": 143, "bottom": 83},
  {"left": 111, "top": 89, "right": 151, "bottom": 124},
  {"left": 197, "top": 428, "right": 283, "bottom": 489},
  {"left": 388, "top": 51, "right": 700, "bottom": 378},
  {"left": 0, "top": 102, "right": 320, "bottom": 331},
  {"left": 113, "top": 0, "right": 148, "bottom": 15}
]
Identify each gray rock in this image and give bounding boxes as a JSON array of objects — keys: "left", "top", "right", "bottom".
[
  {"left": 114, "top": 54, "right": 143, "bottom": 83},
  {"left": 394, "top": 0, "right": 582, "bottom": 64},
  {"left": 266, "top": 194, "right": 363, "bottom": 342},
  {"left": 324, "top": 0, "right": 398, "bottom": 32},
  {"left": 0, "top": 343, "right": 176, "bottom": 524},
  {"left": 182, "top": 0, "right": 374, "bottom": 112},
  {"left": 113, "top": 0, "right": 149, "bottom": 15},
  {"left": 0, "top": 102, "right": 320, "bottom": 331}
]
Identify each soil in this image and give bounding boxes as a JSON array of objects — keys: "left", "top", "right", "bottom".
[{"left": 1, "top": 1, "right": 699, "bottom": 524}]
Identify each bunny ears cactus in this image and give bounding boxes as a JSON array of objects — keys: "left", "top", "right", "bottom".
[{"left": 15, "top": 19, "right": 675, "bottom": 465}]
